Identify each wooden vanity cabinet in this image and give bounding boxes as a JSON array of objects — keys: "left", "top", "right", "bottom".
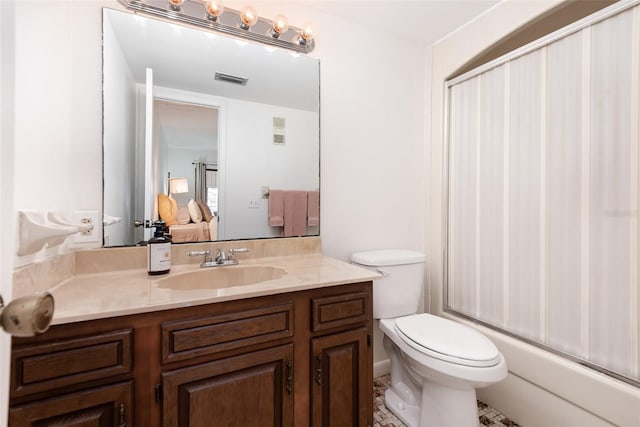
[
  {"left": 9, "top": 282, "right": 372, "bottom": 427},
  {"left": 311, "top": 328, "right": 370, "bottom": 427},
  {"left": 310, "top": 291, "right": 373, "bottom": 427}
]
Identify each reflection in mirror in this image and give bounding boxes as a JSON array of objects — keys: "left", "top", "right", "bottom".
[{"left": 103, "top": 8, "right": 320, "bottom": 247}]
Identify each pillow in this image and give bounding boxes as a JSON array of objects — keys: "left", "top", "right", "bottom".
[
  {"left": 197, "top": 200, "right": 213, "bottom": 222},
  {"left": 187, "top": 198, "right": 202, "bottom": 223},
  {"left": 176, "top": 206, "right": 191, "bottom": 225},
  {"left": 158, "top": 194, "right": 178, "bottom": 226}
]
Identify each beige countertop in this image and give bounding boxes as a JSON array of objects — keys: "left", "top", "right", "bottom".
[{"left": 49, "top": 254, "right": 380, "bottom": 324}]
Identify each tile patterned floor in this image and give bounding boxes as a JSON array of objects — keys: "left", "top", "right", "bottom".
[{"left": 373, "top": 375, "right": 521, "bottom": 427}]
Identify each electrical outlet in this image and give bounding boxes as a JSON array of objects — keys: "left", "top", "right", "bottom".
[
  {"left": 72, "top": 211, "right": 100, "bottom": 243},
  {"left": 248, "top": 198, "right": 260, "bottom": 209},
  {"left": 80, "top": 218, "right": 93, "bottom": 236}
]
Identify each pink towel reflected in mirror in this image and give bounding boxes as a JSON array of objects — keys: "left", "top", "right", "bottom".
[
  {"left": 268, "top": 190, "right": 285, "bottom": 227},
  {"left": 284, "top": 190, "right": 308, "bottom": 237},
  {"left": 307, "top": 191, "right": 319, "bottom": 227}
]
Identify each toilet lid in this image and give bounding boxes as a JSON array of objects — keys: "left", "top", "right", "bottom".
[{"left": 395, "top": 314, "right": 501, "bottom": 367}]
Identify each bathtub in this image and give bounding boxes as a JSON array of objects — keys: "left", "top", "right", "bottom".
[{"left": 441, "top": 313, "right": 640, "bottom": 427}]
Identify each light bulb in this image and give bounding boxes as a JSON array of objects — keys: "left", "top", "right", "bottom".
[
  {"left": 271, "top": 14, "right": 289, "bottom": 36},
  {"left": 205, "top": 0, "right": 224, "bottom": 20},
  {"left": 300, "top": 22, "right": 313, "bottom": 42},
  {"left": 240, "top": 6, "right": 258, "bottom": 29},
  {"left": 168, "top": 0, "right": 184, "bottom": 10}
]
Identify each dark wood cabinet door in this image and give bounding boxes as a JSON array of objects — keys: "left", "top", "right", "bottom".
[
  {"left": 311, "top": 327, "right": 371, "bottom": 427},
  {"left": 8, "top": 381, "right": 133, "bottom": 427},
  {"left": 162, "top": 344, "right": 294, "bottom": 427}
]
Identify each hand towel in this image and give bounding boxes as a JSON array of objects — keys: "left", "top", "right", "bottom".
[
  {"left": 307, "top": 190, "right": 319, "bottom": 227},
  {"left": 284, "top": 190, "right": 308, "bottom": 237},
  {"left": 268, "top": 190, "right": 285, "bottom": 227}
]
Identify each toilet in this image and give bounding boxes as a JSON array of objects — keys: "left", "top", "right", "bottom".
[{"left": 351, "top": 249, "right": 507, "bottom": 427}]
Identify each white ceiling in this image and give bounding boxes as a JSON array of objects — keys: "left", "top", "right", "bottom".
[{"left": 304, "top": 0, "right": 500, "bottom": 46}]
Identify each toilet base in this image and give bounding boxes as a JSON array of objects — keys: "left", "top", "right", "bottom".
[
  {"left": 385, "top": 387, "right": 420, "bottom": 427},
  {"left": 385, "top": 379, "right": 480, "bottom": 427},
  {"left": 419, "top": 380, "right": 479, "bottom": 427}
]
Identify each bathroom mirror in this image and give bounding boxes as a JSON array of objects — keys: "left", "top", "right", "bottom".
[{"left": 103, "top": 8, "right": 320, "bottom": 247}]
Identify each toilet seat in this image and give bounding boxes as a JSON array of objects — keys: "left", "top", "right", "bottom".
[{"left": 394, "top": 314, "right": 501, "bottom": 367}]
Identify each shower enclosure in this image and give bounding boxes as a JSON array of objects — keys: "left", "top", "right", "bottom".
[{"left": 445, "top": 1, "right": 640, "bottom": 386}]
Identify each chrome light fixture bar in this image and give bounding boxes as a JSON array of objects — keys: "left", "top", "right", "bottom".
[{"left": 118, "top": 0, "right": 315, "bottom": 53}]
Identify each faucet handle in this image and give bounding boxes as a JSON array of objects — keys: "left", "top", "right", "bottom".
[
  {"left": 228, "top": 248, "right": 250, "bottom": 260},
  {"left": 188, "top": 250, "right": 211, "bottom": 257},
  {"left": 188, "top": 250, "right": 213, "bottom": 263}
]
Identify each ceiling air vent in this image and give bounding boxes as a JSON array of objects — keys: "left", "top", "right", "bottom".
[
  {"left": 273, "top": 117, "right": 286, "bottom": 145},
  {"left": 214, "top": 72, "right": 248, "bottom": 86}
]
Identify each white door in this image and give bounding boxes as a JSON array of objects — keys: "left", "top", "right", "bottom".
[
  {"left": 0, "top": 142, "right": 11, "bottom": 424},
  {"left": 143, "top": 67, "right": 154, "bottom": 241},
  {"left": 0, "top": 1, "right": 13, "bottom": 423},
  {"left": 0, "top": 146, "right": 12, "bottom": 427},
  {"left": 0, "top": 171, "right": 10, "bottom": 426}
]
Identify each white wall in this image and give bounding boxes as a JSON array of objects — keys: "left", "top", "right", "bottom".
[
  {"left": 6, "top": 1, "right": 427, "bottom": 367},
  {"left": 12, "top": 1, "right": 102, "bottom": 217},
  {"left": 10, "top": 1, "right": 103, "bottom": 260},
  {"left": 309, "top": 10, "right": 428, "bottom": 262},
  {"left": 224, "top": 98, "right": 319, "bottom": 240},
  {"left": 430, "top": 1, "right": 640, "bottom": 425}
]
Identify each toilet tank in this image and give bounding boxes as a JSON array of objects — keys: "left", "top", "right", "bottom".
[{"left": 351, "top": 249, "right": 425, "bottom": 319}]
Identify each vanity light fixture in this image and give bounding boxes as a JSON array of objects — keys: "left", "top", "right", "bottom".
[
  {"left": 270, "top": 14, "right": 289, "bottom": 38},
  {"left": 118, "top": 0, "right": 315, "bottom": 53},
  {"left": 239, "top": 5, "right": 258, "bottom": 30},
  {"left": 168, "top": 0, "right": 184, "bottom": 11},
  {"left": 298, "top": 22, "right": 314, "bottom": 46},
  {"left": 204, "top": 0, "right": 224, "bottom": 21}
]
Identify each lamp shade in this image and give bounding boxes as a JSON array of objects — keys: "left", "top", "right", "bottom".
[{"left": 169, "top": 177, "right": 189, "bottom": 194}]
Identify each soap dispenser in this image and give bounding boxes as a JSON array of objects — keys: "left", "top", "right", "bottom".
[{"left": 147, "top": 221, "right": 171, "bottom": 275}]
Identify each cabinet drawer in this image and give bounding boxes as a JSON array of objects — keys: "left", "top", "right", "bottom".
[
  {"left": 9, "top": 381, "right": 133, "bottom": 427},
  {"left": 11, "top": 329, "right": 133, "bottom": 399},
  {"left": 311, "top": 291, "right": 370, "bottom": 332},
  {"left": 162, "top": 302, "right": 294, "bottom": 363}
]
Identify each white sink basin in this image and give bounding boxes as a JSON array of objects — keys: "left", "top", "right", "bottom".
[{"left": 155, "top": 265, "right": 287, "bottom": 290}]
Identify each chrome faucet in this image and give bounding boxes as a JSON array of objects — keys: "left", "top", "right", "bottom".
[{"left": 189, "top": 248, "right": 250, "bottom": 268}]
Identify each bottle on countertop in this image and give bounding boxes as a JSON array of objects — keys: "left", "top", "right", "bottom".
[{"left": 147, "top": 220, "right": 171, "bottom": 275}]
